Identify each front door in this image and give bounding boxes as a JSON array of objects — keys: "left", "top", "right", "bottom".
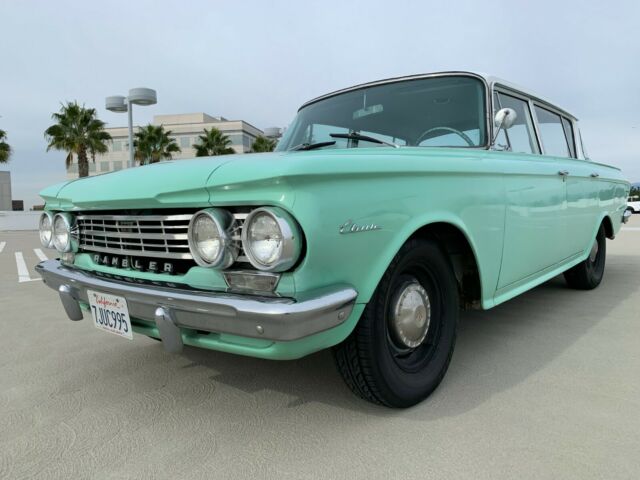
[
  {"left": 497, "top": 154, "right": 568, "bottom": 289},
  {"left": 492, "top": 90, "right": 568, "bottom": 290}
]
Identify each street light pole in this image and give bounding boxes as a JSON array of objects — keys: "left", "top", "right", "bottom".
[
  {"left": 127, "top": 98, "right": 134, "bottom": 168},
  {"left": 106, "top": 88, "right": 157, "bottom": 169}
]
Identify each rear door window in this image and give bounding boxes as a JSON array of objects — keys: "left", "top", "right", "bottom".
[{"left": 534, "top": 105, "right": 572, "bottom": 158}]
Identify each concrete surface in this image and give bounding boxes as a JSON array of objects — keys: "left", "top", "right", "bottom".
[{"left": 1, "top": 219, "right": 639, "bottom": 480}]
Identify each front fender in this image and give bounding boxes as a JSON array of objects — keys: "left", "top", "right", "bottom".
[{"left": 287, "top": 169, "right": 506, "bottom": 310}]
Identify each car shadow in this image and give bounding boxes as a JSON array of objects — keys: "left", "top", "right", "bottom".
[{"left": 181, "top": 252, "right": 638, "bottom": 419}]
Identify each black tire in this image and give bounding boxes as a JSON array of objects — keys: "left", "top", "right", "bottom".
[
  {"left": 333, "top": 238, "right": 459, "bottom": 408},
  {"left": 563, "top": 224, "right": 606, "bottom": 290}
]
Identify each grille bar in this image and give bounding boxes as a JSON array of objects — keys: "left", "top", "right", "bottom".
[
  {"left": 77, "top": 214, "right": 193, "bottom": 222},
  {"left": 81, "top": 230, "right": 189, "bottom": 240}
]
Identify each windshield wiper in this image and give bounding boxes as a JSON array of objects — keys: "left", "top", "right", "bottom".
[
  {"left": 329, "top": 132, "right": 400, "bottom": 148},
  {"left": 288, "top": 141, "right": 336, "bottom": 151}
]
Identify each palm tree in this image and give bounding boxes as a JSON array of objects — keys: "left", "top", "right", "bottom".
[
  {"left": 0, "top": 130, "right": 11, "bottom": 163},
  {"left": 250, "top": 136, "right": 277, "bottom": 153},
  {"left": 133, "top": 124, "right": 181, "bottom": 165},
  {"left": 193, "top": 127, "right": 235, "bottom": 156},
  {"left": 44, "top": 102, "right": 112, "bottom": 177}
]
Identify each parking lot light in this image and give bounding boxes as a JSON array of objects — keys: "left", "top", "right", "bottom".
[{"left": 106, "top": 88, "right": 157, "bottom": 168}]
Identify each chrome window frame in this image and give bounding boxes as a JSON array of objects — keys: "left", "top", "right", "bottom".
[
  {"left": 531, "top": 103, "right": 576, "bottom": 159},
  {"left": 492, "top": 88, "right": 541, "bottom": 154},
  {"left": 297, "top": 71, "right": 492, "bottom": 149},
  {"left": 491, "top": 81, "right": 584, "bottom": 160}
]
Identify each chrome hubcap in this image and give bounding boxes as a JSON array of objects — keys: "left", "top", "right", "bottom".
[
  {"left": 589, "top": 239, "right": 599, "bottom": 263},
  {"left": 389, "top": 280, "right": 431, "bottom": 349}
]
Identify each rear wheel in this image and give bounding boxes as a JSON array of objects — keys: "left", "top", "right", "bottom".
[
  {"left": 333, "top": 238, "right": 459, "bottom": 408},
  {"left": 563, "top": 224, "right": 606, "bottom": 290}
]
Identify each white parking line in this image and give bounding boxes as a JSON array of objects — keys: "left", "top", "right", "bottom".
[
  {"left": 0, "top": 242, "right": 5, "bottom": 253},
  {"left": 621, "top": 227, "right": 640, "bottom": 231},
  {"left": 34, "top": 248, "right": 48, "bottom": 261},
  {"left": 15, "top": 252, "right": 41, "bottom": 283}
]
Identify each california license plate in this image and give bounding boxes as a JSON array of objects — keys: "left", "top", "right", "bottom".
[{"left": 87, "top": 290, "right": 133, "bottom": 340}]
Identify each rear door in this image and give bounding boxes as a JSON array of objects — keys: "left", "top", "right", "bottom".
[{"left": 532, "top": 105, "right": 600, "bottom": 258}]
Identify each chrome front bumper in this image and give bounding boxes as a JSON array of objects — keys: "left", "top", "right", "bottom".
[
  {"left": 35, "top": 260, "right": 358, "bottom": 353},
  {"left": 623, "top": 209, "right": 632, "bottom": 224}
]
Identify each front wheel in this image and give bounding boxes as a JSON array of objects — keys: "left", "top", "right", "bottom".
[
  {"left": 563, "top": 224, "right": 606, "bottom": 290},
  {"left": 333, "top": 238, "right": 459, "bottom": 408}
]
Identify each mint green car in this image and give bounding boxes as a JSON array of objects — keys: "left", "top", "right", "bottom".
[{"left": 37, "top": 72, "right": 630, "bottom": 407}]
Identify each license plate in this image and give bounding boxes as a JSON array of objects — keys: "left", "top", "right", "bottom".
[{"left": 87, "top": 290, "right": 133, "bottom": 340}]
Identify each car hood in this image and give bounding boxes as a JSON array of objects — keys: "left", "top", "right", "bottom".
[
  {"left": 42, "top": 147, "right": 492, "bottom": 211},
  {"left": 41, "top": 156, "right": 234, "bottom": 210}
]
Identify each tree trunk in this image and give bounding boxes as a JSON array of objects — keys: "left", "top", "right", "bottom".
[{"left": 77, "top": 145, "right": 89, "bottom": 178}]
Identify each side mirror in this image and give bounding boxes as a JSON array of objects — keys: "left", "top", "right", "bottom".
[
  {"left": 492, "top": 108, "right": 517, "bottom": 147},
  {"left": 494, "top": 108, "right": 517, "bottom": 131}
]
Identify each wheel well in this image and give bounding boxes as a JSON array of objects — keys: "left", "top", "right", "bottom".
[
  {"left": 602, "top": 216, "right": 614, "bottom": 239},
  {"left": 410, "top": 223, "right": 482, "bottom": 310}
]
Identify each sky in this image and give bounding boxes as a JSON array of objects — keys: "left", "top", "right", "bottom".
[{"left": 1, "top": 0, "right": 639, "bottom": 208}]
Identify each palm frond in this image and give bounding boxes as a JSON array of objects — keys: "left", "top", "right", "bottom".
[{"left": 44, "top": 101, "right": 111, "bottom": 176}]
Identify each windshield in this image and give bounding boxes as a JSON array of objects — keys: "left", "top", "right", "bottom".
[{"left": 276, "top": 75, "right": 488, "bottom": 151}]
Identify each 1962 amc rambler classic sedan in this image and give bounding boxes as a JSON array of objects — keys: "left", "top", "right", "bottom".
[{"left": 37, "top": 71, "right": 630, "bottom": 407}]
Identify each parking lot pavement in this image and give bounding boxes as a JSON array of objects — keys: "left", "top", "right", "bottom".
[{"left": 1, "top": 219, "right": 639, "bottom": 480}]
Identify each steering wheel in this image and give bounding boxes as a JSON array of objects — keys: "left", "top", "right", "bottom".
[{"left": 415, "top": 126, "right": 475, "bottom": 147}]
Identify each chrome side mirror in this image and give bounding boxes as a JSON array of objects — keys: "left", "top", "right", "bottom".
[
  {"left": 492, "top": 108, "right": 517, "bottom": 147},
  {"left": 494, "top": 108, "right": 517, "bottom": 131}
]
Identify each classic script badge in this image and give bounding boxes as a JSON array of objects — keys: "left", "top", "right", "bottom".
[{"left": 339, "top": 220, "right": 382, "bottom": 234}]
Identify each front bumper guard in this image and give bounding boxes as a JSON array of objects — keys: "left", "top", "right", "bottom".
[{"left": 36, "top": 260, "right": 358, "bottom": 353}]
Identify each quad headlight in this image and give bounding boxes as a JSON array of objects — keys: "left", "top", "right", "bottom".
[
  {"left": 38, "top": 212, "right": 54, "bottom": 248},
  {"left": 52, "top": 212, "right": 76, "bottom": 252},
  {"left": 188, "top": 208, "right": 238, "bottom": 268},
  {"left": 242, "top": 207, "right": 302, "bottom": 272}
]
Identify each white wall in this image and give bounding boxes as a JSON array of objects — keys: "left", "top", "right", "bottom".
[{"left": 0, "top": 211, "right": 40, "bottom": 231}]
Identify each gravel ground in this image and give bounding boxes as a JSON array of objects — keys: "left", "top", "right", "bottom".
[{"left": 1, "top": 219, "right": 639, "bottom": 480}]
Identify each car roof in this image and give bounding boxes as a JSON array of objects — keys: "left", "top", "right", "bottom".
[{"left": 299, "top": 71, "right": 578, "bottom": 121}]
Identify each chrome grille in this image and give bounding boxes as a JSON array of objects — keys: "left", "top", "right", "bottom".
[
  {"left": 77, "top": 214, "right": 193, "bottom": 260},
  {"left": 77, "top": 212, "right": 251, "bottom": 264}
]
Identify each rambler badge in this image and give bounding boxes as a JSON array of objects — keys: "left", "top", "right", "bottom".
[
  {"left": 92, "top": 253, "right": 174, "bottom": 274},
  {"left": 339, "top": 220, "right": 382, "bottom": 234}
]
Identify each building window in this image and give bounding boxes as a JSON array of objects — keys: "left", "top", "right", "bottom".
[
  {"left": 180, "top": 136, "right": 191, "bottom": 148},
  {"left": 112, "top": 140, "right": 123, "bottom": 152},
  {"left": 113, "top": 161, "right": 123, "bottom": 170},
  {"left": 67, "top": 164, "right": 78, "bottom": 173},
  {"left": 228, "top": 134, "right": 243, "bottom": 145},
  {"left": 100, "top": 161, "right": 110, "bottom": 172},
  {"left": 89, "top": 163, "right": 96, "bottom": 172}
]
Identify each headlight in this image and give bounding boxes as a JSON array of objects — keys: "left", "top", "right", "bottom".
[
  {"left": 242, "top": 207, "right": 302, "bottom": 272},
  {"left": 188, "top": 208, "right": 237, "bottom": 268},
  {"left": 52, "top": 213, "right": 76, "bottom": 252},
  {"left": 39, "top": 212, "right": 54, "bottom": 248}
]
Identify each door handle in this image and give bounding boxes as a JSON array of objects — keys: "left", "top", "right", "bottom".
[
  {"left": 558, "top": 170, "right": 569, "bottom": 176},
  {"left": 590, "top": 172, "right": 600, "bottom": 178}
]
